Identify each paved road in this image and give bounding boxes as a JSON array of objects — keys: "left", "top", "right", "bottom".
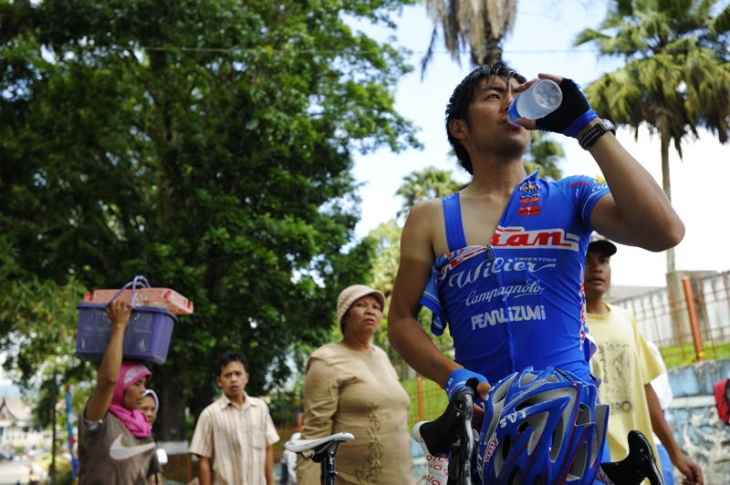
[{"left": 0, "top": 459, "right": 31, "bottom": 485}]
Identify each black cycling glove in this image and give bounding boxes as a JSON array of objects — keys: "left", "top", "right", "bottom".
[{"left": 536, "top": 78, "right": 598, "bottom": 137}]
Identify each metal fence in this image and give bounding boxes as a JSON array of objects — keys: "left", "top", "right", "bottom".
[{"left": 612, "top": 270, "right": 730, "bottom": 365}]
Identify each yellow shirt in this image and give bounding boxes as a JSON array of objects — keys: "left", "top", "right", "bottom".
[{"left": 587, "top": 303, "right": 664, "bottom": 471}]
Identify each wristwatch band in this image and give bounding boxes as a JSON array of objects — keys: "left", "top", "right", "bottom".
[{"left": 578, "top": 119, "right": 616, "bottom": 150}]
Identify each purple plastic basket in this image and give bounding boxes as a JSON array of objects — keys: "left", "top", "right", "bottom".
[{"left": 75, "top": 302, "right": 177, "bottom": 364}]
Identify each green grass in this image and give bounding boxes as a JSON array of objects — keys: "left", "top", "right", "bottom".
[
  {"left": 661, "top": 341, "right": 730, "bottom": 368},
  {"left": 401, "top": 377, "right": 448, "bottom": 431}
]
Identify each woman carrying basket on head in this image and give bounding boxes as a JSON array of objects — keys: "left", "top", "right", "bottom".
[{"left": 77, "top": 299, "right": 159, "bottom": 484}]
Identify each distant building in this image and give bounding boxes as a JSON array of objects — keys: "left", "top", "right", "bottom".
[
  {"left": 607, "top": 285, "right": 662, "bottom": 303},
  {"left": 0, "top": 396, "right": 43, "bottom": 450}
]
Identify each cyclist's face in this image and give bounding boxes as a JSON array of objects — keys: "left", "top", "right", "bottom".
[
  {"left": 452, "top": 75, "right": 531, "bottom": 156},
  {"left": 584, "top": 250, "right": 612, "bottom": 297},
  {"left": 216, "top": 360, "right": 249, "bottom": 401}
]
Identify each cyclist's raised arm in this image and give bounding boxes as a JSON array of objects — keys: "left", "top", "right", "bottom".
[
  {"left": 588, "top": 137, "right": 684, "bottom": 252},
  {"left": 388, "top": 201, "right": 461, "bottom": 389}
]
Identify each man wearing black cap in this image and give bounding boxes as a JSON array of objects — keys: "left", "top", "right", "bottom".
[{"left": 585, "top": 238, "right": 703, "bottom": 485}]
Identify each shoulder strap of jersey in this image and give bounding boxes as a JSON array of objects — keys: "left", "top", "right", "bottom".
[{"left": 442, "top": 192, "right": 467, "bottom": 252}]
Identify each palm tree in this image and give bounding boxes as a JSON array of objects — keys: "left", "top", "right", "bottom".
[
  {"left": 396, "top": 166, "right": 465, "bottom": 220},
  {"left": 421, "top": 0, "right": 518, "bottom": 74},
  {"left": 574, "top": 0, "right": 730, "bottom": 274}
]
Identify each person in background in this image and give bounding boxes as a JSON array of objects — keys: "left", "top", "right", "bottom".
[
  {"left": 280, "top": 431, "right": 300, "bottom": 485},
  {"left": 646, "top": 340, "right": 677, "bottom": 484},
  {"left": 77, "top": 299, "right": 158, "bottom": 484},
  {"left": 141, "top": 389, "right": 159, "bottom": 425},
  {"left": 298, "top": 285, "right": 415, "bottom": 484},
  {"left": 189, "top": 351, "right": 279, "bottom": 485},
  {"left": 280, "top": 412, "right": 303, "bottom": 485},
  {"left": 141, "top": 389, "right": 165, "bottom": 485},
  {"left": 584, "top": 237, "right": 703, "bottom": 485}
]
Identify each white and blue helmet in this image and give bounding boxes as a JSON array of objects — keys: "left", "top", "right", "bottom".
[{"left": 478, "top": 366, "right": 608, "bottom": 484}]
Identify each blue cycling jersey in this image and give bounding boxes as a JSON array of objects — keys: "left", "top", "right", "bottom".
[{"left": 420, "top": 171, "right": 609, "bottom": 385}]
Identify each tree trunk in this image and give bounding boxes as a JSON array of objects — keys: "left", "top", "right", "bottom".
[
  {"left": 157, "top": 365, "right": 188, "bottom": 441},
  {"left": 472, "top": 36, "right": 503, "bottom": 66},
  {"left": 660, "top": 134, "right": 675, "bottom": 274}
]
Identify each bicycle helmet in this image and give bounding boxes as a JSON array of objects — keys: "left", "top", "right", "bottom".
[{"left": 477, "top": 366, "right": 608, "bottom": 484}]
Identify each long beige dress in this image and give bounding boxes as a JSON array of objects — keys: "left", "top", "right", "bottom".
[{"left": 297, "top": 342, "right": 415, "bottom": 484}]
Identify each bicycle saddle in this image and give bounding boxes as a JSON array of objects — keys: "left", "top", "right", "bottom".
[{"left": 284, "top": 432, "right": 355, "bottom": 462}]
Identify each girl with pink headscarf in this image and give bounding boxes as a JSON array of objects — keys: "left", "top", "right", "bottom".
[{"left": 77, "top": 300, "right": 158, "bottom": 484}]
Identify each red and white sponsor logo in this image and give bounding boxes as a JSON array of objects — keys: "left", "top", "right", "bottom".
[
  {"left": 484, "top": 434, "right": 499, "bottom": 462},
  {"left": 491, "top": 226, "right": 580, "bottom": 251},
  {"left": 426, "top": 454, "right": 449, "bottom": 485}
]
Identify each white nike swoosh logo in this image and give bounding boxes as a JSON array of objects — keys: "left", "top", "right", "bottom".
[{"left": 109, "top": 434, "right": 156, "bottom": 461}]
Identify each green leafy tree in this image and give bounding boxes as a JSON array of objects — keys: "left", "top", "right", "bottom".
[
  {"left": 0, "top": 235, "right": 85, "bottom": 394},
  {"left": 0, "top": 0, "right": 418, "bottom": 440},
  {"left": 369, "top": 221, "right": 402, "bottom": 301},
  {"left": 524, "top": 131, "right": 565, "bottom": 180},
  {"left": 574, "top": 0, "right": 730, "bottom": 273}
]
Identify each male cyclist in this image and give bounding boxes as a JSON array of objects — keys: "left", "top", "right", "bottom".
[{"left": 387, "top": 63, "right": 684, "bottom": 482}]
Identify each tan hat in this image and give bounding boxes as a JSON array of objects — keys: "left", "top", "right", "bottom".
[{"left": 336, "top": 285, "right": 386, "bottom": 325}]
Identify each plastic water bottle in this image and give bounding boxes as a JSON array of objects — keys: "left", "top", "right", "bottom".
[{"left": 508, "top": 79, "right": 562, "bottom": 123}]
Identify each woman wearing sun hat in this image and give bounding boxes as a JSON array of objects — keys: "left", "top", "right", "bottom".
[{"left": 298, "top": 284, "right": 416, "bottom": 484}]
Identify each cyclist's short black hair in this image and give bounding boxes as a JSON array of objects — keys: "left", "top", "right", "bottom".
[
  {"left": 216, "top": 351, "right": 250, "bottom": 375},
  {"left": 445, "top": 62, "right": 527, "bottom": 174}
]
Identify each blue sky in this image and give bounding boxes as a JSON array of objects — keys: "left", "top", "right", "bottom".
[{"left": 352, "top": 0, "right": 730, "bottom": 287}]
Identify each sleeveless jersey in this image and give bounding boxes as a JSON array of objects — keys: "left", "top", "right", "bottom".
[{"left": 420, "top": 171, "right": 609, "bottom": 384}]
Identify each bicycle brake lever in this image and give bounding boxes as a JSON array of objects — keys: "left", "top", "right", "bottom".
[{"left": 416, "top": 385, "right": 476, "bottom": 456}]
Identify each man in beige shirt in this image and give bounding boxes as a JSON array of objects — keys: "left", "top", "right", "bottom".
[{"left": 189, "top": 351, "right": 279, "bottom": 484}]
